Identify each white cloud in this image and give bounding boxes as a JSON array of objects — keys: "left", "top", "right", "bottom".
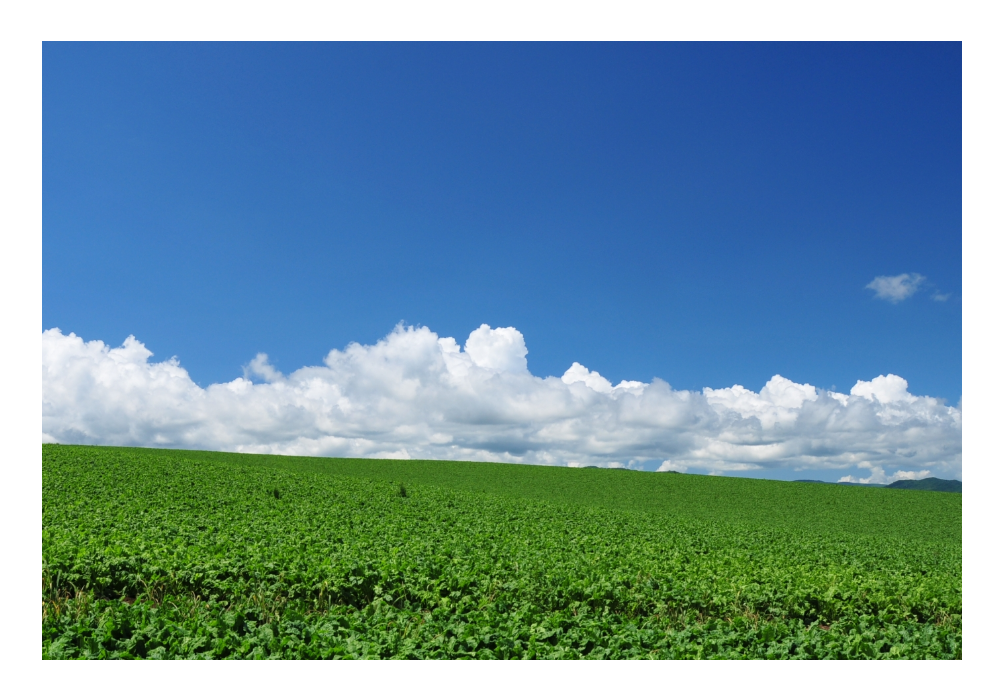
[
  {"left": 839, "top": 467, "right": 933, "bottom": 485},
  {"left": 245, "top": 353, "right": 284, "bottom": 383},
  {"left": 931, "top": 292, "right": 951, "bottom": 302},
  {"left": 41, "top": 324, "right": 962, "bottom": 479},
  {"left": 463, "top": 324, "right": 529, "bottom": 374},
  {"left": 563, "top": 362, "right": 614, "bottom": 394},
  {"left": 839, "top": 467, "right": 887, "bottom": 484},
  {"left": 891, "top": 469, "right": 933, "bottom": 481},
  {"left": 656, "top": 460, "right": 687, "bottom": 473},
  {"left": 850, "top": 374, "right": 915, "bottom": 404},
  {"left": 562, "top": 362, "right": 645, "bottom": 396},
  {"left": 866, "top": 273, "right": 925, "bottom": 303}
]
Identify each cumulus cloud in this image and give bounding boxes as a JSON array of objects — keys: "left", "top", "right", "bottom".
[
  {"left": 463, "top": 324, "right": 529, "bottom": 374},
  {"left": 562, "top": 362, "right": 645, "bottom": 395},
  {"left": 245, "top": 353, "right": 284, "bottom": 383},
  {"left": 866, "top": 273, "right": 925, "bottom": 303},
  {"left": 41, "top": 324, "right": 962, "bottom": 479},
  {"left": 850, "top": 374, "right": 915, "bottom": 404}
]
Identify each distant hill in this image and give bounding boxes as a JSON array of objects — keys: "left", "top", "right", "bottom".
[
  {"left": 793, "top": 478, "right": 961, "bottom": 493},
  {"left": 885, "top": 477, "right": 962, "bottom": 493}
]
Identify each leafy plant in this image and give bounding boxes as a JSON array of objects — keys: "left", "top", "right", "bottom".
[{"left": 41, "top": 444, "right": 961, "bottom": 659}]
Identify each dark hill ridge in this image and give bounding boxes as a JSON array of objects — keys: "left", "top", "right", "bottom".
[
  {"left": 794, "top": 477, "right": 961, "bottom": 493},
  {"left": 793, "top": 479, "right": 881, "bottom": 487},
  {"left": 886, "top": 477, "right": 962, "bottom": 493}
]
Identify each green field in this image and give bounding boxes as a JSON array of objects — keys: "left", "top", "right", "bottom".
[{"left": 42, "top": 444, "right": 961, "bottom": 659}]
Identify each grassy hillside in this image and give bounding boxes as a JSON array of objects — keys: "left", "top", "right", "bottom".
[
  {"left": 158, "top": 448, "right": 961, "bottom": 541},
  {"left": 42, "top": 445, "right": 961, "bottom": 659}
]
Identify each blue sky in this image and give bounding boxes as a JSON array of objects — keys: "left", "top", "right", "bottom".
[
  {"left": 43, "top": 42, "right": 961, "bottom": 399},
  {"left": 42, "top": 42, "right": 962, "bottom": 480}
]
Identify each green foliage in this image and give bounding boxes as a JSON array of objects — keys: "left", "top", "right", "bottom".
[
  {"left": 42, "top": 445, "right": 961, "bottom": 659},
  {"left": 155, "top": 448, "right": 962, "bottom": 542}
]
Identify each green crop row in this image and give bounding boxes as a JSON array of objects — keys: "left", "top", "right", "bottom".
[{"left": 42, "top": 445, "right": 961, "bottom": 659}]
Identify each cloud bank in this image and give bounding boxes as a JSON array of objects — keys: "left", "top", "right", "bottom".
[
  {"left": 837, "top": 467, "right": 932, "bottom": 485},
  {"left": 42, "top": 324, "right": 961, "bottom": 480}
]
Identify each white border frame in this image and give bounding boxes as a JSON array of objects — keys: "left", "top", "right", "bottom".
[{"left": 8, "top": 1, "right": 991, "bottom": 693}]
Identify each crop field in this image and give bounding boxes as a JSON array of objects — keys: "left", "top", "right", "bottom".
[{"left": 42, "top": 444, "right": 961, "bottom": 659}]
